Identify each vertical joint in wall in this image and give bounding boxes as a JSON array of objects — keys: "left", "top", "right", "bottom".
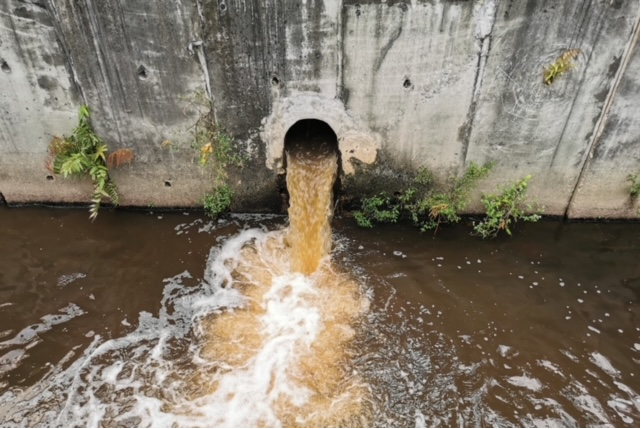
[
  {"left": 190, "top": 0, "right": 216, "bottom": 123},
  {"left": 461, "top": 0, "right": 498, "bottom": 167},
  {"left": 45, "top": 0, "right": 86, "bottom": 104},
  {"left": 336, "top": 0, "right": 344, "bottom": 100}
]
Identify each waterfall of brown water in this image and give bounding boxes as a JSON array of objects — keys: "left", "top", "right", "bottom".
[
  {"left": 198, "top": 142, "right": 371, "bottom": 426},
  {"left": 285, "top": 142, "right": 338, "bottom": 274}
]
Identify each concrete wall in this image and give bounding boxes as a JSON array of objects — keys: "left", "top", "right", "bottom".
[{"left": 0, "top": 0, "right": 638, "bottom": 218}]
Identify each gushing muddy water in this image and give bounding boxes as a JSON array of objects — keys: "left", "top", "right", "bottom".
[{"left": 0, "top": 155, "right": 639, "bottom": 426}]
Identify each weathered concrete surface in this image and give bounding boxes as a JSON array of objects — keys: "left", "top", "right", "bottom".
[
  {"left": 465, "top": 0, "right": 640, "bottom": 217},
  {"left": 0, "top": 0, "right": 639, "bottom": 218},
  {"left": 342, "top": 0, "right": 489, "bottom": 179},
  {"left": 568, "top": 22, "right": 640, "bottom": 219},
  {"left": 0, "top": 0, "right": 78, "bottom": 202}
]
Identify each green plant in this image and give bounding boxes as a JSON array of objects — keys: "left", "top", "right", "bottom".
[
  {"left": 411, "top": 192, "right": 460, "bottom": 233},
  {"left": 48, "top": 105, "right": 129, "bottom": 220},
  {"left": 202, "top": 185, "right": 233, "bottom": 219},
  {"left": 408, "top": 162, "right": 493, "bottom": 233},
  {"left": 544, "top": 48, "right": 580, "bottom": 86},
  {"left": 182, "top": 89, "right": 245, "bottom": 173},
  {"left": 180, "top": 90, "right": 246, "bottom": 216},
  {"left": 473, "top": 175, "right": 542, "bottom": 239},
  {"left": 354, "top": 193, "right": 400, "bottom": 228},
  {"left": 353, "top": 162, "right": 492, "bottom": 233},
  {"left": 628, "top": 174, "right": 640, "bottom": 199}
]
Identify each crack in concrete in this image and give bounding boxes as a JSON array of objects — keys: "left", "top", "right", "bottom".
[
  {"left": 335, "top": 0, "right": 344, "bottom": 100},
  {"left": 45, "top": 0, "right": 85, "bottom": 104},
  {"left": 461, "top": 0, "right": 498, "bottom": 167},
  {"left": 191, "top": 0, "right": 215, "bottom": 122}
]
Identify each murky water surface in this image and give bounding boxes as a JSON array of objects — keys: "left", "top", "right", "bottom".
[{"left": 0, "top": 205, "right": 638, "bottom": 427}]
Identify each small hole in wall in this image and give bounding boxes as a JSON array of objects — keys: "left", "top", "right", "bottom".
[
  {"left": 220, "top": 2, "right": 227, "bottom": 12},
  {"left": 271, "top": 76, "right": 280, "bottom": 86},
  {"left": 403, "top": 78, "right": 412, "bottom": 89},
  {"left": 137, "top": 65, "right": 148, "bottom": 79},
  {"left": 46, "top": 175, "right": 54, "bottom": 181},
  {"left": 1, "top": 60, "right": 10, "bottom": 73},
  {"left": 164, "top": 180, "right": 172, "bottom": 187}
]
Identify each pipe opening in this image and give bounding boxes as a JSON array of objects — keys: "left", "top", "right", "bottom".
[{"left": 281, "top": 119, "right": 342, "bottom": 213}]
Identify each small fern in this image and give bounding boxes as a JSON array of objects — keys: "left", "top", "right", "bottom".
[{"left": 48, "top": 106, "right": 130, "bottom": 220}]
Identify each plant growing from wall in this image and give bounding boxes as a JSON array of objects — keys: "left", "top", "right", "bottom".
[
  {"left": 628, "top": 173, "right": 640, "bottom": 199},
  {"left": 47, "top": 105, "right": 133, "bottom": 220},
  {"left": 180, "top": 89, "right": 246, "bottom": 218},
  {"left": 406, "top": 162, "right": 493, "bottom": 233},
  {"left": 543, "top": 48, "right": 580, "bottom": 86},
  {"left": 353, "top": 162, "right": 492, "bottom": 233},
  {"left": 472, "top": 175, "right": 542, "bottom": 239},
  {"left": 354, "top": 193, "right": 401, "bottom": 228},
  {"left": 202, "top": 184, "right": 233, "bottom": 219}
]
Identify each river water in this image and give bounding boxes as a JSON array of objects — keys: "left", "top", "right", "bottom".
[{"left": 0, "top": 202, "right": 639, "bottom": 424}]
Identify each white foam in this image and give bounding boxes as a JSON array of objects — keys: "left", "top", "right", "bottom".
[
  {"left": 57, "top": 272, "right": 87, "bottom": 287},
  {"left": 589, "top": 352, "right": 620, "bottom": 378},
  {"left": 507, "top": 374, "right": 543, "bottom": 391},
  {"left": 537, "top": 359, "right": 563, "bottom": 377},
  {"left": 0, "top": 303, "right": 84, "bottom": 349},
  {"left": 497, "top": 344, "right": 512, "bottom": 357}
]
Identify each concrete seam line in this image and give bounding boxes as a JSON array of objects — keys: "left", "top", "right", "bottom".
[
  {"left": 461, "top": 0, "right": 498, "bottom": 167},
  {"left": 336, "top": 0, "right": 344, "bottom": 99},
  {"left": 565, "top": 14, "right": 640, "bottom": 218},
  {"left": 46, "top": 0, "right": 86, "bottom": 104}
]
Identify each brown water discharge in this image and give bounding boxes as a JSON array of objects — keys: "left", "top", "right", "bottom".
[
  {"left": 285, "top": 141, "right": 337, "bottom": 274},
  {"left": 197, "top": 143, "right": 371, "bottom": 426}
]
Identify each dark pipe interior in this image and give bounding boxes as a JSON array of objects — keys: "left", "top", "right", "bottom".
[{"left": 279, "top": 119, "right": 342, "bottom": 213}]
